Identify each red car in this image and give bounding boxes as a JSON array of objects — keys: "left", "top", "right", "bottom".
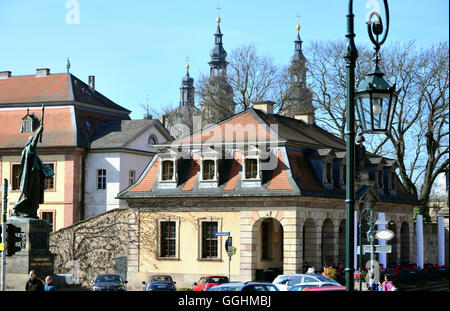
[{"left": 193, "top": 275, "right": 229, "bottom": 291}]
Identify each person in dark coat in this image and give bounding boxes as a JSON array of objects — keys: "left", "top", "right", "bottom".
[{"left": 26, "top": 270, "right": 44, "bottom": 291}]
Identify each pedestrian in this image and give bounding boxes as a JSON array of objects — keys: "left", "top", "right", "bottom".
[
  {"left": 381, "top": 275, "right": 393, "bottom": 291},
  {"left": 367, "top": 271, "right": 376, "bottom": 291},
  {"left": 26, "top": 270, "right": 44, "bottom": 291},
  {"left": 377, "top": 282, "right": 383, "bottom": 291},
  {"left": 44, "top": 275, "right": 56, "bottom": 291}
]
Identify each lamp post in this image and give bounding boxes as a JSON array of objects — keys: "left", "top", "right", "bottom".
[
  {"left": 343, "top": 0, "right": 397, "bottom": 291},
  {"left": 358, "top": 206, "right": 375, "bottom": 291}
]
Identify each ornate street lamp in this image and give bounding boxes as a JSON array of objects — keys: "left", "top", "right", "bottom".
[
  {"left": 355, "top": 20, "right": 399, "bottom": 133},
  {"left": 343, "top": 0, "right": 395, "bottom": 291}
]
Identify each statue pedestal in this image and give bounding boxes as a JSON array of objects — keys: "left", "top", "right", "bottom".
[{"left": 5, "top": 216, "right": 54, "bottom": 280}]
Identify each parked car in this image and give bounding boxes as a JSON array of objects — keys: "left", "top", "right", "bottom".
[
  {"left": 273, "top": 274, "right": 340, "bottom": 291},
  {"left": 193, "top": 275, "right": 229, "bottom": 291},
  {"left": 288, "top": 282, "right": 342, "bottom": 291},
  {"left": 142, "top": 274, "right": 177, "bottom": 291},
  {"left": 302, "top": 286, "right": 346, "bottom": 291},
  {"left": 91, "top": 274, "right": 127, "bottom": 291},
  {"left": 208, "top": 282, "right": 279, "bottom": 291}
]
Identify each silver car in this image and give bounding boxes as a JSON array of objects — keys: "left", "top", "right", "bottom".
[{"left": 273, "top": 274, "right": 341, "bottom": 291}]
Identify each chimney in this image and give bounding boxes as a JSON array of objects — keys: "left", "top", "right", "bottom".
[
  {"left": 0, "top": 71, "right": 12, "bottom": 79},
  {"left": 252, "top": 101, "right": 274, "bottom": 116},
  {"left": 89, "top": 75, "right": 95, "bottom": 90},
  {"left": 36, "top": 68, "right": 50, "bottom": 77},
  {"left": 294, "top": 113, "right": 315, "bottom": 125},
  {"left": 158, "top": 114, "right": 166, "bottom": 127}
]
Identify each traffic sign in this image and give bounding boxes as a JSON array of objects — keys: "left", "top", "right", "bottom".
[
  {"left": 0, "top": 243, "right": 4, "bottom": 251},
  {"left": 357, "top": 244, "right": 392, "bottom": 255},
  {"left": 216, "top": 232, "right": 230, "bottom": 237},
  {"left": 376, "top": 229, "right": 394, "bottom": 241}
]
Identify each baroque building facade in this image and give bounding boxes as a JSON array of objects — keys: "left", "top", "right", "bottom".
[{"left": 118, "top": 101, "right": 419, "bottom": 289}]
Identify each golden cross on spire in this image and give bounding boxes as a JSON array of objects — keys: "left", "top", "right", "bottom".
[
  {"left": 216, "top": 4, "right": 221, "bottom": 23},
  {"left": 296, "top": 14, "right": 301, "bottom": 32},
  {"left": 185, "top": 56, "right": 190, "bottom": 70}
]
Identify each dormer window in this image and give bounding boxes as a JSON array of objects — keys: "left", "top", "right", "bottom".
[
  {"left": 377, "top": 169, "right": 384, "bottom": 189},
  {"left": 202, "top": 160, "right": 216, "bottom": 181},
  {"left": 390, "top": 172, "right": 396, "bottom": 191},
  {"left": 21, "top": 111, "right": 39, "bottom": 133},
  {"left": 23, "top": 118, "right": 33, "bottom": 133},
  {"left": 158, "top": 148, "right": 184, "bottom": 185},
  {"left": 148, "top": 135, "right": 157, "bottom": 147},
  {"left": 245, "top": 158, "right": 258, "bottom": 179},
  {"left": 161, "top": 160, "right": 175, "bottom": 181},
  {"left": 326, "top": 162, "right": 333, "bottom": 184}
]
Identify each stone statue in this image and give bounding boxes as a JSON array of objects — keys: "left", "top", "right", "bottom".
[{"left": 13, "top": 125, "right": 54, "bottom": 219}]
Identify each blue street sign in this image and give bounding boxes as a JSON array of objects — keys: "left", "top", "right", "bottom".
[{"left": 216, "top": 232, "right": 230, "bottom": 237}]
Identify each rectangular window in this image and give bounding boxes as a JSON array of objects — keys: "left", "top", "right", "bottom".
[
  {"left": 44, "top": 163, "right": 55, "bottom": 190},
  {"left": 41, "top": 211, "right": 54, "bottom": 232},
  {"left": 378, "top": 170, "right": 383, "bottom": 188},
  {"left": 23, "top": 119, "right": 32, "bottom": 133},
  {"left": 12, "top": 164, "right": 21, "bottom": 190},
  {"left": 160, "top": 221, "right": 176, "bottom": 258},
  {"left": 326, "top": 162, "right": 332, "bottom": 184},
  {"left": 202, "top": 222, "right": 218, "bottom": 258},
  {"left": 342, "top": 164, "right": 346, "bottom": 184},
  {"left": 245, "top": 159, "right": 258, "bottom": 179},
  {"left": 129, "top": 170, "right": 136, "bottom": 186},
  {"left": 202, "top": 160, "right": 215, "bottom": 180},
  {"left": 97, "top": 169, "right": 106, "bottom": 190},
  {"left": 162, "top": 161, "right": 174, "bottom": 181}
]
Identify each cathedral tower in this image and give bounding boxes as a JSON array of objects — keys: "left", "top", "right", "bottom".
[{"left": 282, "top": 18, "right": 315, "bottom": 124}]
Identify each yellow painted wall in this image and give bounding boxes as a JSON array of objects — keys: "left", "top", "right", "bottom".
[
  {"left": 1, "top": 155, "right": 66, "bottom": 231},
  {"left": 139, "top": 211, "right": 241, "bottom": 277}
]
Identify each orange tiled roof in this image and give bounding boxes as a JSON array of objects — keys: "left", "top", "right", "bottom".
[
  {"left": 224, "top": 152, "right": 243, "bottom": 191},
  {"left": 129, "top": 157, "right": 160, "bottom": 192},
  {"left": 267, "top": 150, "right": 293, "bottom": 190},
  {"left": 182, "top": 153, "right": 200, "bottom": 191},
  {"left": 0, "top": 107, "right": 74, "bottom": 148},
  {"left": 0, "top": 74, "right": 71, "bottom": 103},
  {"left": 176, "top": 110, "right": 275, "bottom": 145}
]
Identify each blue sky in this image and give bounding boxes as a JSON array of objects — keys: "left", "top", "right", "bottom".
[{"left": 0, "top": 0, "right": 448, "bottom": 119}]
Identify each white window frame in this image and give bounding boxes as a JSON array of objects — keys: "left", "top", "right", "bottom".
[
  {"left": 97, "top": 169, "right": 106, "bottom": 190},
  {"left": 157, "top": 217, "right": 180, "bottom": 260},
  {"left": 197, "top": 217, "right": 223, "bottom": 261},
  {"left": 129, "top": 170, "right": 136, "bottom": 186},
  {"left": 243, "top": 157, "right": 260, "bottom": 180}
]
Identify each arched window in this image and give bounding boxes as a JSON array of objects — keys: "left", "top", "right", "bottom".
[{"left": 148, "top": 135, "right": 157, "bottom": 147}]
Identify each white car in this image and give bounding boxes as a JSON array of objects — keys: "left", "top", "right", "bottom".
[{"left": 273, "top": 274, "right": 341, "bottom": 291}]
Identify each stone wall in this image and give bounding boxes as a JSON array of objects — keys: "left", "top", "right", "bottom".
[
  {"left": 49, "top": 208, "right": 135, "bottom": 288},
  {"left": 423, "top": 222, "right": 443, "bottom": 265}
]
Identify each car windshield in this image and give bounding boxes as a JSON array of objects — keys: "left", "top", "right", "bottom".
[
  {"left": 315, "top": 275, "right": 338, "bottom": 283},
  {"left": 207, "top": 277, "right": 228, "bottom": 283},
  {"left": 273, "top": 275, "right": 289, "bottom": 284},
  {"left": 96, "top": 275, "right": 122, "bottom": 283},
  {"left": 152, "top": 276, "right": 173, "bottom": 282}
]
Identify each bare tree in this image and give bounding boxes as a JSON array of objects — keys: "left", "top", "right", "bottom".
[
  {"left": 227, "top": 44, "right": 279, "bottom": 111},
  {"left": 306, "top": 39, "right": 449, "bottom": 205},
  {"left": 306, "top": 40, "right": 372, "bottom": 139}
]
